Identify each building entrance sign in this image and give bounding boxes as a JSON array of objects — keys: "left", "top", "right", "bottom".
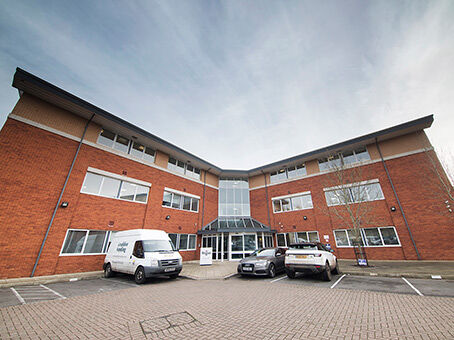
[{"left": 200, "top": 247, "right": 213, "bottom": 266}]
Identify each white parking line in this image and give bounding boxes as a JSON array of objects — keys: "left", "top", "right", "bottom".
[
  {"left": 10, "top": 287, "right": 25, "bottom": 304},
  {"left": 402, "top": 277, "right": 424, "bottom": 296},
  {"left": 270, "top": 275, "right": 287, "bottom": 283},
  {"left": 330, "top": 274, "right": 347, "bottom": 289},
  {"left": 40, "top": 284, "right": 66, "bottom": 299}
]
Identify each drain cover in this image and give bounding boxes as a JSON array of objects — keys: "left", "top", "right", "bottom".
[{"left": 140, "top": 311, "right": 199, "bottom": 334}]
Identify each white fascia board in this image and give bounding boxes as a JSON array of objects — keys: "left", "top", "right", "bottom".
[
  {"left": 87, "top": 167, "right": 152, "bottom": 187},
  {"left": 323, "top": 178, "right": 379, "bottom": 192},
  {"left": 271, "top": 191, "right": 311, "bottom": 201},
  {"left": 164, "top": 187, "right": 200, "bottom": 199}
]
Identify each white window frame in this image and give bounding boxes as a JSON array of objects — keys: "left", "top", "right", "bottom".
[
  {"left": 167, "top": 157, "right": 201, "bottom": 180},
  {"left": 276, "top": 233, "right": 288, "bottom": 247},
  {"left": 270, "top": 163, "right": 307, "bottom": 183},
  {"left": 80, "top": 169, "right": 150, "bottom": 204},
  {"left": 294, "top": 231, "right": 320, "bottom": 243},
  {"left": 168, "top": 233, "right": 197, "bottom": 251},
  {"left": 324, "top": 180, "right": 384, "bottom": 207},
  {"left": 162, "top": 188, "right": 200, "bottom": 213},
  {"left": 318, "top": 147, "right": 371, "bottom": 171},
  {"left": 333, "top": 227, "right": 401, "bottom": 248},
  {"left": 97, "top": 129, "right": 156, "bottom": 163},
  {"left": 272, "top": 191, "right": 313, "bottom": 213},
  {"left": 59, "top": 229, "right": 114, "bottom": 256}
]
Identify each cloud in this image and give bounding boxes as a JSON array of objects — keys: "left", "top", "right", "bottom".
[{"left": 0, "top": 0, "right": 453, "bottom": 169}]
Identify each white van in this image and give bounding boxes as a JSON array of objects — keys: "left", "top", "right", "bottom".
[{"left": 103, "top": 229, "right": 183, "bottom": 284}]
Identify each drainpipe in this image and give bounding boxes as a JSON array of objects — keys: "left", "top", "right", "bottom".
[
  {"left": 375, "top": 138, "right": 421, "bottom": 260},
  {"left": 262, "top": 171, "right": 271, "bottom": 227},
  {"left": 31, "top": 114, "right": 95, "bottom": 277},
  {"left": 200, "top": 168, "right": 210, "bottom": 229}
]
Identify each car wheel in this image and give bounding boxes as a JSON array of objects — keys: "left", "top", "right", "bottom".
[
  {"left": 104, "top": 263, "right": 115, "bottom": 278},
  {"left": 268, "top": 263, "right": 276, "bottom": 278},
  {"left": 286, "top": 269, "right": 296, "bottom": 279},
  {"left": 322, "top": 262, "right": 332, "bottom": 281},
  {"left": 134, "top": 266, "right": 146, "bottom": 284},
  {"left": 168, "top": 274, "right": 178, "bottom": 279},
  {"left": 332, "top": 260, "right": 340, "bottom": 275}
]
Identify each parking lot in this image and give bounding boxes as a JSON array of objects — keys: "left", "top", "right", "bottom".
[
  {"left": 1, "top": 272, "right": 453, "bottom": 308},
  {"left": 0, "top": 274, "right": 453, "bottom": 339}
]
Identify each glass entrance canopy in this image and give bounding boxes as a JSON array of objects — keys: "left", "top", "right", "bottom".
[{"left": 198, "top": 216, "right": 275, "bottom": 235}]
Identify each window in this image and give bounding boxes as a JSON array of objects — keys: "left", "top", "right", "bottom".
[
  {"left": 168, "top": 158, "right": 201, "bottom": 180},
  {"left": 81, "top": 171, "right": 150, "bottom": 203},
  {"left": 61, "top": 230, "right": 114, "bottom": 255},
  {"left": 168, "top": 233, "right": 197, "bottom": 251},
  {"left": 334, "top": 227, "right": 400, "bottom": 247},
  {"left": 295, "top": 231, "right": 320, "bottom": 243},
  {"left": 162, "top": 189, "right": 199, "bottom": 212},
  {"left": 318, "top": 147, "right": 371, "bottom": 171},
  {"left": 324, "top": 181, "right": 384, "bottom": 206},
  {"left": 97, "top": 129, "right": 156, "bottom": 163},
  {"left": 272, "top": 192, "right": 313, "bottom": 213},
  {"left": 270, "top": 163, "right": 306, "bottom": 183}
]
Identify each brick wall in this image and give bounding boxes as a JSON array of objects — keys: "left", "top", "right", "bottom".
[{"left": 0, "top": 118, "right": 218, "bottom": 278}]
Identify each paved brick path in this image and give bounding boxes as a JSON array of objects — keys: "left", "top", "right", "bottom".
[{"left": 1, "top": 279, "right": 453, "bottom": 339}]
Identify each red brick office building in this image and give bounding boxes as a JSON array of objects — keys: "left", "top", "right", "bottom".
[{"left": 0, "top": 68, "right": 452, "bottom": 279}]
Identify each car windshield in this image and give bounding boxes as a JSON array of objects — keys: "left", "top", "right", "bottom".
[
  {"left": 290, "top": 244, "right": 317, "bottom": 250},
  {"left": 142, "top": 240, "right": 175, "bottom": 252},
  {"left": 250, "top": 249, "right": 275, "bottom": 257}
]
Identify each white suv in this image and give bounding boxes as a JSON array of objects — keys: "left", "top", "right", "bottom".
[{"left": 285, "top": 242, "right": 339, "bottom": 281}]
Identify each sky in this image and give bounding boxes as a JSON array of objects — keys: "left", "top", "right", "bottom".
[{"left": 0, "top": 1, "right": 453, "bottom": 169}]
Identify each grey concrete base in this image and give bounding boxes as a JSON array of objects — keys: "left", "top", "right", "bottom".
[{"left": 0, "top": 271, "right": 104, "bottom": 288}]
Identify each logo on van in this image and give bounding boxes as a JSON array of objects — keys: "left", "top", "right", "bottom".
[{"left": 117, "top": 242, "right": 128, "bottom": 253}]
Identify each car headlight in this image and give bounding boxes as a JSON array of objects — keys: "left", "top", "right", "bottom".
[
  {"left": 150, "top": 259, "right": 158, "bottom": 266},
  {"left": 178, "top": 258, "right": 182, "bottom": 266},
  {"left": 255, "top": 261, "right": 268, "bottom": 267}
]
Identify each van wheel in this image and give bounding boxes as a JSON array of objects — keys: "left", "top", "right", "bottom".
[
  {"left": 134, "top": 267, "right": 146, "bottom": 284},
  {"left": 104, "top": 263, "right": 115, "bottom": 278},
  {"left": 286, "top": 269, "right": 296, "bottom": 279},
  {"left": 322, "top": 262, "right": 332, "bottom": 281}
]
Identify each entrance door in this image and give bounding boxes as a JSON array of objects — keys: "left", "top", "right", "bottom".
[{"left": 229, "top": 233, "right": 257, "bottom": 260}]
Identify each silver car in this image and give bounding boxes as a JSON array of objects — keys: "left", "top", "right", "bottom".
[{"left": 237, "top": 248, "right": 287, "bottom": 278}]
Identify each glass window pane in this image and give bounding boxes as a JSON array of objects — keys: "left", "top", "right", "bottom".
[
  {"left": 366, "top": 183, "right": 384, "bottom": 200},
  {"left": 191, "top": 198, "right": 199, "bottom": 212},
  {"left": 130, "top": 142, "right": 145, "bottom": 158},
  {"left": 347, "top": 229, "right": 364, "bottom": 246},
  {"left": 380, "top": 227, "right": 399, "bottom": 245},
  {"left": 82, "top": 173, "right": 103, "bottom": 194},
  {"left": 273, "top": 200, "right": 281, "bottom": 212},
  {"left": 114, "top": 135, "right": 129, "bottom": 153},
  {"left": 355, "top": 147, "right": 370, "bottom": 162},
  {"left": 318, "top": 159, "right": 329, "bottom": 171},
  {"left": 308, "top": 232, "right": 319, "bottom": 242},
  {"left": 334, "top": 230, "right": 349, "bottom": 247},
  {"left": 302, "top": 195, "right": 313, "bottom": 209},
  {"left": 83, "top": 231, "right": 107, "bottom": 254},
  {"left": 188, "top": 235, "right": 196, "bottom": 249},
  {"left": 364, "top": 228, "right": 383, "bottom": 246},
  {"left": 179, "top": 234, "right": 188, "bottom": 250},
  {"left": 171, "top": 194, "right": 181, "bottom": 209},
  {"left": 169, "top": 234, "right": 178, "bottom": 248},
  {"left": 135, "top": 185, "right": 149, "bottom": 202},
  {"left": 288, "top": 164, "right": 306, "bottom": 178},
  {"left": 231, "top": 235, "right": 243, "bottom": 251},
  {"left": 98, "top": 129, "right": 115, "bottom": 147},
  {"left": 99, "top": 177, "right": 121, "bottom": 198},
  {"left": 291, "top": 196, "right": 303, "bottom": 210},
  {"left": 162, "top": 191, "right": 172, "bottom": 206},
  {"left": 325, "top": 191, "right": 339, "bottom": 206},
  {"left": 243, "top": 218, "right": 253, "bottom": 228},
  {"left": 296, "top": 232, "right": 307, "bottom": 242},
  {"left": 277, "top": 234, "right": 286, "bottom": 247},
  {"left": 143, "top": 147, "right": 155, "bottom": 162},
  {"left": 119, "top": 182, "right": 136, "bottom": 201},
  {"left": 183, "top": 196, "right": 191, "bottom": 210},
  {"left": 62, "top": 230, "right": 87, "bottom": 254},
  {"left": 342, "top": 150, "right": 355, "bottom": 165},
  {"left": 281, "top": 198, "right": 291, "bottom": 211},
  {"left": 244, "top": 234, "right": 256, "bottom": 251},
  {"left": 351, "top": 185, "right": 367, "bottom": 203}
]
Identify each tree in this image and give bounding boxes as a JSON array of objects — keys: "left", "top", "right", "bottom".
[
  {"left": 320, "top": 154, "right": 382, "bottom": 266},
  {"left": 424, "top": 147, "right": 454, "bottom": 217}
]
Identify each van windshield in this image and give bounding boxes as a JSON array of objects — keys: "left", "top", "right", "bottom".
[{"left": 142, "top": 240, "right": 175, "bottom": 252}]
